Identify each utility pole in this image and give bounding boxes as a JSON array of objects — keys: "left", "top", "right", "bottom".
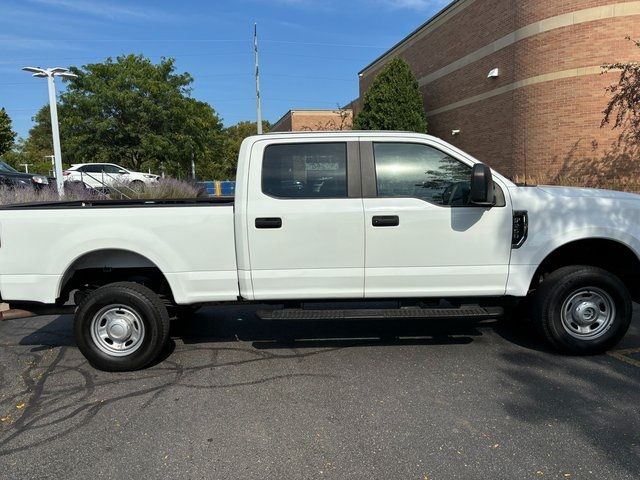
[
  {"left": 254, "top": 23, "right": 263, "bottom": 135},
  {"left": 22, "top": 67, "right": 77, "bottom": 197}
]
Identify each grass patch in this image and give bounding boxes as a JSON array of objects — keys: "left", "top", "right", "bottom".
[{"left": 0, "top": 178, "right": 206, "bottom": 206}]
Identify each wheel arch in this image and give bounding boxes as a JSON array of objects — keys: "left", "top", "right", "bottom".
[
  {"left": 528, "top": 237, "right": 640, "bottom": 300},
  {"left": 57, "top": 248, "right": 176, "bottom": 303}
]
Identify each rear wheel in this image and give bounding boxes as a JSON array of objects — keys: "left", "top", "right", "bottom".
[
  {"left": 531, "top": 265, "right": 632, "bottom": 354},
  {"left": 74, "top": 282, "right": 170, "bottom": 371}
]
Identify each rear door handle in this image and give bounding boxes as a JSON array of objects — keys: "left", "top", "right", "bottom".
[
  {"left": 372, "top": 215, "right": 399, "bottom": 227},
  {"left": 255, "top": 217, "right": 282, "bottom": 229}
]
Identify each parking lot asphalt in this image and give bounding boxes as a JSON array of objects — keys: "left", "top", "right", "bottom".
[{"left": 1, "top": 305, "right": 639, "bottom": 480}]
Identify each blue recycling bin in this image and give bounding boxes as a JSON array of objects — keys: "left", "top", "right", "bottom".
[
  {"left": 200, "top": 181, "right": 216, "bottom": 197},
  {"left": 220, "top": 181, "right": 235, "bottom": 196}
]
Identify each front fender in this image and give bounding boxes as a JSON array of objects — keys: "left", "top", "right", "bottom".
[{"left": 507, "top": 228, "right": 640, "bottom": 297}]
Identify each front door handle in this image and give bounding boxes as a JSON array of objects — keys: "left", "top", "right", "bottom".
[
  {"left": 255, "top": 217, "right": 282, "bottom": 229},
  {"left": 372, "top": 215, "right": 399, "bottom": 227}
]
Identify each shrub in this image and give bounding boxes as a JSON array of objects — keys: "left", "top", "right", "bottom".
[
  {"left": 113, "top": 178, "right": 205, "bottom": 200},
  {"left": 0, "top": 183, "right": 103, "bottom": 205},
  {"left": 0, "top": 178, "right": 205, "bottom": 206},
  {"left": 512, "top": 174, "right": 640, "bottom": 193}
]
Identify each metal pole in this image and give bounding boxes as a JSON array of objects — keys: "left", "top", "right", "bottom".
[
  {"left": 46, "top": 74, "right": 65, "bottom": 196},
  {"left": 191, "top": 150, "right": 196, "bottom": 180},
  {"left": 254, "top": 23, "right": 263, "bottom": 135}
]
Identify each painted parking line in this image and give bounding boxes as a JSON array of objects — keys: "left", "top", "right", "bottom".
[{"left": 608, "top": 347, "right": 640, "bottom": 368}]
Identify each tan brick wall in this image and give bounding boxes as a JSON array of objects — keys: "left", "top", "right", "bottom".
[
  {"left": 272, "top": 110, "right": 353, "bottom": 132},
  {"left": 422, "top": 16, "right": 640, "bottom": 112},
  {"left": 515, "top": 0, "right": 638, "bottom": 28},
  {"left": 427, "top": 92, "right": 515, "bottom": 176},
  {"left": 357, "top": 0, "right": 640, "bottom": 184},
  {"left": 360, "top": 0, "right": 515, "bottom": 90}
]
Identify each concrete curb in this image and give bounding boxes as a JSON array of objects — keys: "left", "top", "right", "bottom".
[
  {"left": 1, "top": 303, "right": 38, "bottom": 321},
  {"left": 1, "top": 309, "right": 36, "bottom": 321}
]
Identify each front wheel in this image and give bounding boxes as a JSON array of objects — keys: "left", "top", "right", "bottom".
[
  {"left": 74, "top": 282, "right": 170, "bottom": 371},
  {"left": 531, "top": 265, "right": 632, "bottom": 354}
]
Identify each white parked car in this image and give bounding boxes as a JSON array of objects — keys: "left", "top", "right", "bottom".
[
  {"left": 2, "top": 131, "right": 640, "bottom": 371},
  {"left": 63, "top": 163, "right": 159, "bottom": 189}
]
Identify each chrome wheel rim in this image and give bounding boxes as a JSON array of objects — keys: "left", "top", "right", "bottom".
[
  {"left": 560, "top": 287, "right": 615, "bottom": 340},
  {"left": 90, "top": 305, "right": 145, "bottom": 356}
]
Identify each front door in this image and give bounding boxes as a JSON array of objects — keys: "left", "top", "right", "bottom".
[
  {"left": 361, "top": 139, "right": 513, "bottom": 298},
  {"left": 246, "top": 139, "right": 365, "bottom": 300}
]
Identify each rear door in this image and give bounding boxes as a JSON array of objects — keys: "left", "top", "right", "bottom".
[
  {"left": 361, "top": 138, "right": 513, "bottom": 298},
  {"left": 76, "top": 164, "right": 104, "bottom": 188},
  {"left": 246, "top": 138, "right": 365, "bottom": 300}
]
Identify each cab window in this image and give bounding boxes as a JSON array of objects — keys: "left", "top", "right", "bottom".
[
  {"left": 262, "top": 143, "right": 348, "bottom": 199},
  {"left": 373, "top": 143, "right": 472, "bottom": 206}
]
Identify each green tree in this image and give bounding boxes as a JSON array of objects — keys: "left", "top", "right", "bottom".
[
  {"left": 2, "top": 137, "right": 55, "bottom": 176},
  {"left": 0, "top": 108, "right": 17, "bottom": 157},
  {"left": 26, "top": 54, "right": 224, "bottom": 178},
  {"left": 212, "top": 120, "right": 271, "bottom": 179},
  {"left": 353, "top": 58, "right": 427, "bottom": 133}
]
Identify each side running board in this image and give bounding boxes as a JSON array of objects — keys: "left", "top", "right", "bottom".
[{"left": 257, "top": 306, "right": 504, "bottom": 321}]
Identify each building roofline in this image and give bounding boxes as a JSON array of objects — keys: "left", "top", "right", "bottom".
[
  {"left": 358, "top": 0, "right": 466, "bottom": 76},
  {"left": 271, "top": 110, "right": 293, "bottom": 132},
  {"left": 271, "top": 108, "right": 354, "bottom": 131}
]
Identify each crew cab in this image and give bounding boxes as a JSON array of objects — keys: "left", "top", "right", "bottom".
[{"left": 1, "top": 132, "right": 638, "bottom": 371}]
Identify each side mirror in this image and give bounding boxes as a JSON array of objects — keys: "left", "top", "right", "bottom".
[
  {"left": 470, "top": 163, "right": 495, "bottom": 207},
  {"left": 118, "top": 169, "right": 128, "bottom": 174}
]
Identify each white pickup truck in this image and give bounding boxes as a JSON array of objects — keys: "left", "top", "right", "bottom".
[{"left": 1, "top": 131, "right": 638, "bottom": 371}]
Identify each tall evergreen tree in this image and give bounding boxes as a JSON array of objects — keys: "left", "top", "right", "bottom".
[
  {"left": 353, "top": 58, "right": 428, "bottom": 133},
  {"left": 0, "top": 108, "right": 16, "bottom": 156}
]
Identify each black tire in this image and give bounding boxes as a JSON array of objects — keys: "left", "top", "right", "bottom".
[
  {"left": 74, "top": 282, "right": 170, "bottom": 371},
  {"left": 531, "top": 265, "right": 632, "bottom": 354}
]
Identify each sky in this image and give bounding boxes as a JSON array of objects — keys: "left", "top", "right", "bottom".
[{"left": 0, "top": 0, "right": 449, "bottom": 138}]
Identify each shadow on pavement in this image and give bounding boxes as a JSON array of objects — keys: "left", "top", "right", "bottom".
[
  {"left": 497, "top": 346, "right": 640, "bottom": 476},
  {"left": 14, "top": 304, "right": 568, "bottom": 355},
  {"left": 3, "top": 304, "right": 639, "bottom": 469}
]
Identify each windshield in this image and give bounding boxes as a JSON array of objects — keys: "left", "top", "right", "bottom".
[{"left": 0, "top": 161, "right": 19, "bottom": 174}]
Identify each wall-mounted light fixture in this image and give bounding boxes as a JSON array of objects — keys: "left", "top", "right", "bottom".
[
  {"left": 452, "top": 129, "right": 461, "bottom": 136},
  {"left": 487, "top": 68, "right": 500, "bottom": 78}
]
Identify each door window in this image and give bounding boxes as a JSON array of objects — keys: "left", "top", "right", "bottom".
[
  {"left": 102, "top": 165, "right": 121, "bottom": 174},
  {"left": 80, "top": 164, "right": 104, "bottom": 173},
  {"left": 373, "top": 143, "right": 472, "bottom": 206},
  {"left": 262, "top": 143, "right": 348, "bottom": 199}
]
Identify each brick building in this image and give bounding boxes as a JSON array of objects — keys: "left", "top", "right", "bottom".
[
  {"left": 271, "top": 109, "right": 353, "bottom": 132},
  {"left": 356, "top": 0, "right": 640, "bottom": 183}
]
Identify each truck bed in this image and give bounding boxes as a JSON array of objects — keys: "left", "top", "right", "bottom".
[{"left": 0, "top": 197, "right": 239, "bottom": 305}]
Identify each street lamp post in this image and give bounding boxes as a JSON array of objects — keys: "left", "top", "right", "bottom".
[{"left": 22, "top": 67, "right": 77, "bottom": 196}]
